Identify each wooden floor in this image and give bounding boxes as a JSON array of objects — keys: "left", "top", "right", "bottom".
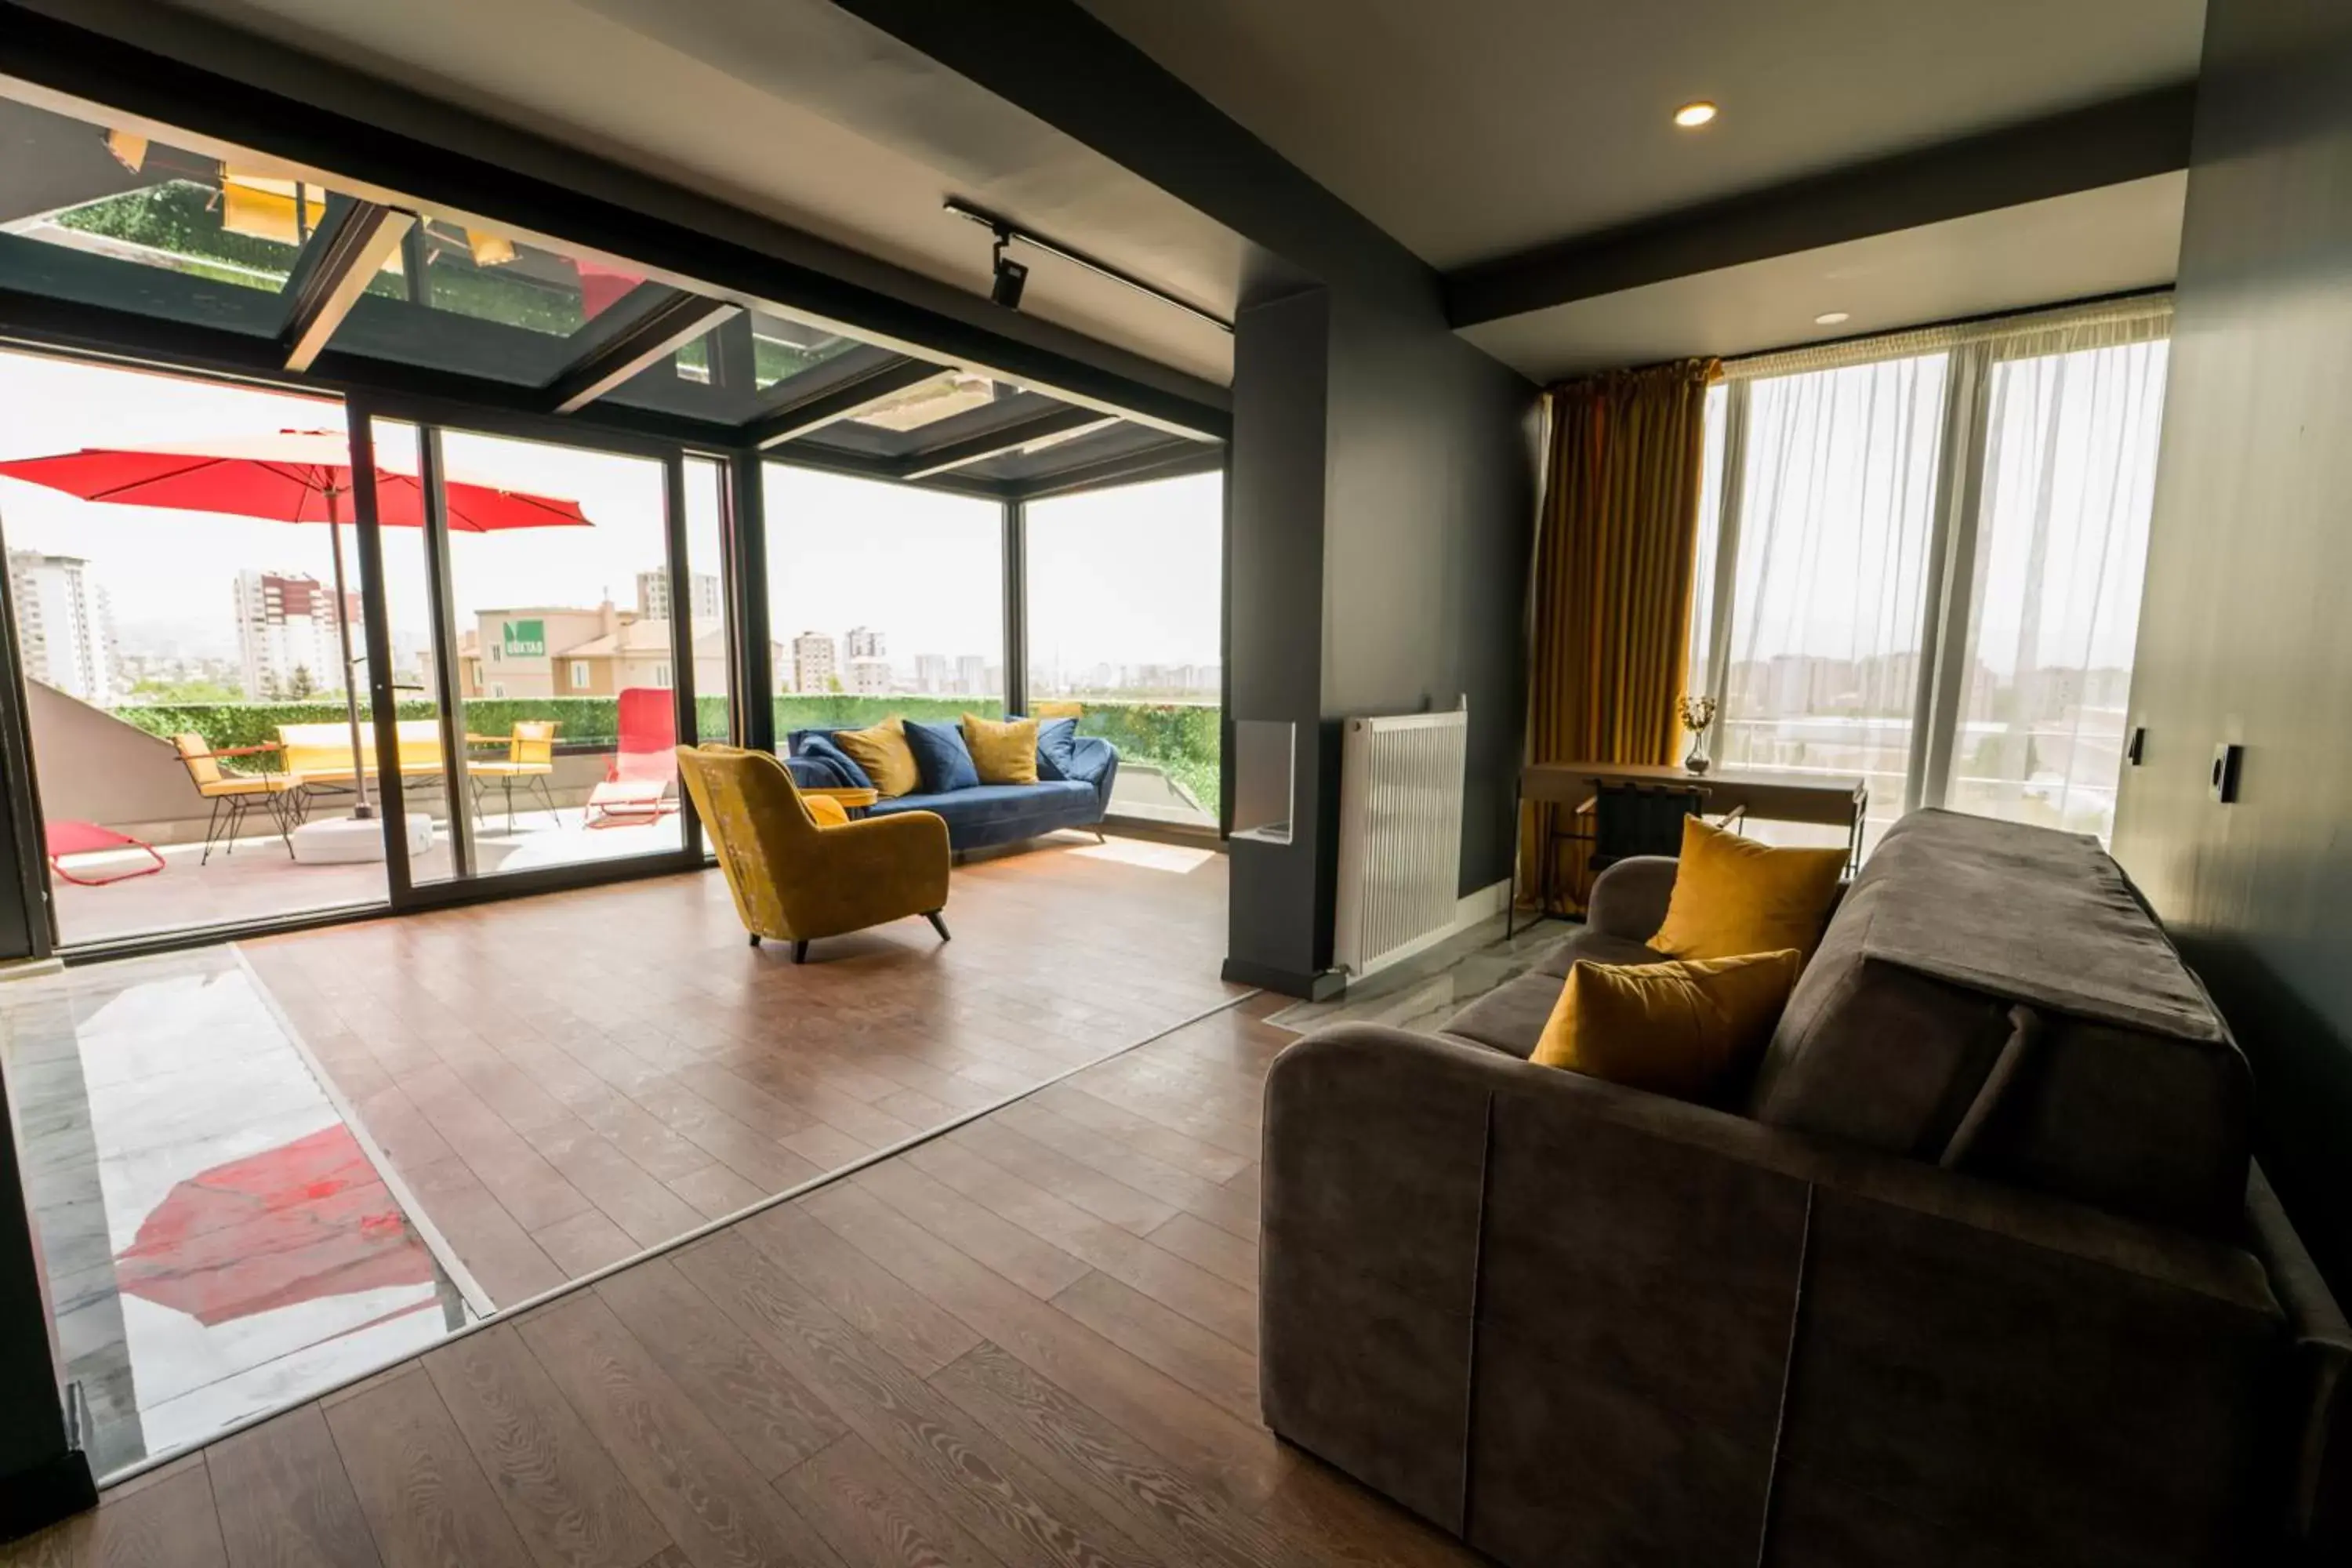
[
  {"left": 241, "top": 833, "right": 1238, "bottom": 1307},
  {"left": 3, "top": 997, "right": 1482, "bottom": 1568}
]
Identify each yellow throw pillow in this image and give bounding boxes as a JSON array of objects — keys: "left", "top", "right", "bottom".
[
  {"left": 1534, "top": 950, "right": 1801, "bottom": 1102},
  {"left": 1650, "top": 817, "right": 1846, "bottom": 962},
  {"left": 961, "top": 713, "right": 1039, "bottom": 785},
  {"left": 833, "top": 719, "right": 918, "bottom": 798},
  {"left": 1031, "top": 700, "right": 1083, "bottom": 719},
  {"left": 804, "top": 794, "right": 849, "bottom": 827}
]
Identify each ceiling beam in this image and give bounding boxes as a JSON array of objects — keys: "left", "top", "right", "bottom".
[
  {"left": 901, "top": 406, "right": 1122, "bottom": 481},
  {"left": 1445, "top": 84, "right": 2198, "bottom": 329},
  {"left": 743, "top": 354, "right": 944, "bottom": 449},
  {"left": 545, "top": 292, "right": 739, "bottom": 414},
  {"left": 279, "top": 198, "right": 413, "bottom": 372},
  {"left": 1010, "top": 435, "right": 1221, "bottom": 502}
]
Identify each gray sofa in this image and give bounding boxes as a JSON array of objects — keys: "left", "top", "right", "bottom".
[{"left": 1261, "top": 809, "right": 2350, "bottom": 1566}]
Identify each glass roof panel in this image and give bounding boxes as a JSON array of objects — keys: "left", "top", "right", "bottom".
[
  {"left": 409, "top": 216, "right": 637, "bottom": 338},
  {"left": 851, "top": 368, "right": 1004, "bottom": 431},
  {"left": 750, "top": 311, "right": 859, "bottom": 390},
  {"left": 0, "top": 96, "right": 391, "bottom": 336}
]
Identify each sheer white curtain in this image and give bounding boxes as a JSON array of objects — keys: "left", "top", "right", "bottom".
[
  {"left": 1946, "top": 338, "right": 2169, "bottom": 838},
  {"left": 1710, "top": 354, "right": 1948, "bottom": 842},
  {"left": 1688, "top": 296, "right": 2172, "bottom": 853}
]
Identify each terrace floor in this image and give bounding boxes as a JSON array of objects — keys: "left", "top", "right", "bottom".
[
  {"left": 49, "top": 808, "right": 684, "bottom": 948},
  {"left": 3, "top": 994, "right": 1482, "bottom": 1568},
  {"left": 5, "top": 829, "right": 1240, "bottom": 1481}
]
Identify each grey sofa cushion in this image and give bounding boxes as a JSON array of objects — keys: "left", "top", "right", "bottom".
[
  {"left": 1443, "top": 925, "right": 1670, "bottom": 1059},
  {"left": 1749, "top": 809, "right": 2252, "bottom": 1236}
]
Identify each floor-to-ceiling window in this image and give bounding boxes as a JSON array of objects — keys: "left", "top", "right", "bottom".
[
  {"left": 1025, "top": 472, "right": 1222, "bottom": 829},
  {"left": 0, "top": 351, "right": 396, "bottom": 945},
  {"left": 1691, "top": 296, "right": 2170, "bottom": 848},
  {"left": 761, "top": 463, "right": 1006, "bottom": 738}
]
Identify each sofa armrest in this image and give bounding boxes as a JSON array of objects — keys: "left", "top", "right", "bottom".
[
  {"left": 1262, "top": 1024, "right": 2288, "bottom": 1564},
  {"left": 1065, "top": 735, "right": 1119, "bottom": 805},
  {"left": 1584, "top": 855, "right": 1676, "bottom": 941}
]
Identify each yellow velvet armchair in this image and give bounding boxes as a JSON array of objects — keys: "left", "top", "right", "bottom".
[{"left": 677, "top": 744, "right": 951, "bottom": 963}]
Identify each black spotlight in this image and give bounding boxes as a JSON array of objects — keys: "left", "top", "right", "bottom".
[{"left": 990, "top": 234, "right": 1028, "bottom": 310}]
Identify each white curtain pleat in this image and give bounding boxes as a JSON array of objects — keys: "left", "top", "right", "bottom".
[{"left": 1724, "top": 292, "right": 2172, "bottom": 383}]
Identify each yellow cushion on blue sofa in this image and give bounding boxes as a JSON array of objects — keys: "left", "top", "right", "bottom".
[
  {"left": 962, "top": 713, "right": 1040, "bottom": 785},
  {"left": 833, "top": 719, "right": 918, "bottom": 798}
]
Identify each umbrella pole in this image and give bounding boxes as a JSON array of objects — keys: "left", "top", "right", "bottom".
[{"left": 326, "top": 492, "right": 373, "bottom": 819}]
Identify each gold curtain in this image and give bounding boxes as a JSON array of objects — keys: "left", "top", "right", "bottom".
[{"left": 1519, "top": 358, "right": 1720, "bottom": 913}]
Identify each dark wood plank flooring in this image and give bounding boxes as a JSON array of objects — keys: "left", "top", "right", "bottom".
[
  {"left": 4, "top": 998, "right": 1480, "bottom": 1567},
  {"left": 240, "top": 836, "right": 1236, "bottom": 1307}
]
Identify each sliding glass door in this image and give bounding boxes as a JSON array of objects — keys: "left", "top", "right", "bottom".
[{"left": 1693, "top": 300, "right": 2171, "bottom": 848}]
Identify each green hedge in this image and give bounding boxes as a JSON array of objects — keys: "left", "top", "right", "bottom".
[{"left": 117, "top": 695, "right": 1221, "bottom": 814}]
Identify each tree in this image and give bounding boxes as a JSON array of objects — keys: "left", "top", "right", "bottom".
[{"left": 287, "top": 664, "right": 318, "bottom": 699}]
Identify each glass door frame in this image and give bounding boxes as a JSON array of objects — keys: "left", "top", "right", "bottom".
[{"left": 344, "top": 390, "right": 728, "bottom": 912}]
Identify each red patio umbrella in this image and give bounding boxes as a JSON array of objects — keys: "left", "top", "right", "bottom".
[{"left": 0, "top": 430, "right": 590, "bottom": 814}]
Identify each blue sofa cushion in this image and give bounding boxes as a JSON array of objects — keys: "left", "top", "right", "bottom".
[
  {"left": 902, "top": 718, "right": 979, "bottom": 793},
  {"left": 1034, "top": 717, "right": 1080, "bottom": 780},
  {"left": 789, "top": 731, "right": 872, "bottom": 791},
  {"left": 869, "top": 780, "right": 1099, "bottom": 846}
]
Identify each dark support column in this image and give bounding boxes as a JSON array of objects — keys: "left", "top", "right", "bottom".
[
  {"left": 728, "top": 451, "right": 775, "bottom": 754},
  {"left": 416, "top": 425, "right": 474, "bottom": 880},
  {"left": 346, "top": 399, "right": 412, "bottom": 893},
  {"left": 660, "top": 452, "right": 702, "bottom": 858},
  {"left": 1002, "top": 499, "right": 1027, "bottom": 715}
]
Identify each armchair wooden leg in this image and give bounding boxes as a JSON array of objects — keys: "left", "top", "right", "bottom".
[
  {"left": 747, "top": 933, "right": 760, "bottom": 948},
  {"left": 792, "top": 941, "right": 810, "bottom": 964},
  {"left": 924, "top": 910, "right": 951, "bottom": 943}
]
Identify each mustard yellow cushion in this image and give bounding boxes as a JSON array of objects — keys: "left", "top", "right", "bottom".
[
  {"left": 804, "top": 794, "right": 849, "bottom": 827},
  {"left": 1649, "top": 817, "right": 1846, "bottom": 962},
  {"left": 1031, "top": 700, "right": 1083, "bottom": 719},
  {"left": 833, "top": 719, "right": 918, "bottom": 798},
  {"left": 1534, "top": 949, "right": 1801, "bottom": 1101},
  {"left": 961, "top": 713, "right": 1039, "bottom": 785}
]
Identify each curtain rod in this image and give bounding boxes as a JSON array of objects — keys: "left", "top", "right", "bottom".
[{"left": 1721, "top": 289, "right": 2174, "bottom": 382}]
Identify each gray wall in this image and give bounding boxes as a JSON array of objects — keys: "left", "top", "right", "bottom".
[{"left": 2110, "top": 0, "right": 2352, "bottom": 1293}]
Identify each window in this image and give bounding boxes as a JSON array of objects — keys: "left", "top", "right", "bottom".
[
  {"left": 1026, "top": 474, "right": 1221, "bottom": 828},
  {"left": 568, "top": 659, "right": 590, "bottom": 689},
  {"left": 762, "top": 464, "right": 1004, "bottom": 734},
  {"left": 1690, "top": 300, "right": 2170, "bottom": 849},
  {"left": 654, "top": 662, "right": 671, "bottom": 688}
]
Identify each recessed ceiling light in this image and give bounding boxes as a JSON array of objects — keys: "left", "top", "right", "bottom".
[
  {"left": 1673, "top": 101, "right": 1718, "bottom": 129},
  {"left": 1815, "top": 310, "right": 1851, "bottom": 326}
]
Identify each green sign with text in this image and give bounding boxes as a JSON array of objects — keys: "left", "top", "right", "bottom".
[{"left": 501, "top": 619, "right": 546, "bottom": 658}]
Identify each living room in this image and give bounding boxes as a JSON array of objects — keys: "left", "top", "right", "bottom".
[{"left": 0, "top": 0, "right": 2347, "bottom": 1563}]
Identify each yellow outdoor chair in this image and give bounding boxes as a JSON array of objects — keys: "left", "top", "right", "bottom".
[
  {"left": 468, "top": 720, "right": 558, "bottom": 831},
  {"left": 172, "top": 732, "right": 303, "bottom": 862},
  {"left": 676, "top": 743, "right": 951, "bottom": 964}
]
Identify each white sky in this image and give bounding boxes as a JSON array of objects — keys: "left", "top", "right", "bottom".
[{"left": 0, "top": 351, "right": 1222, "bottom": 678}]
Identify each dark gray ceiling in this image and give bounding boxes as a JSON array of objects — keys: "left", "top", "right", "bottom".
[{"left": 1075, "top": 0, "right": 2206, "bottom": 271}]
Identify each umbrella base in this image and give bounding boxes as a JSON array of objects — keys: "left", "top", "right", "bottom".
[{"left": 289, "top": 813, "right": 433, "bottom": 865}]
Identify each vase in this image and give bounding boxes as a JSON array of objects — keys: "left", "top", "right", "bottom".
[{"left": 1683, "top": 741, "right": 1710, "bottom": 775}]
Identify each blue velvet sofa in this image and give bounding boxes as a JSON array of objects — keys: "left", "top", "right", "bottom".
[{"left": 781, "top": 723, "right": 1119, "bottom": 852}]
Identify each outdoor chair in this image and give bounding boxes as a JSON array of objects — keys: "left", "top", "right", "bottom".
[
  {"left": 585, "top": 687, "right": 680, "bottom": 828},
  {"left": 677, "top": 742, "right": 950, "bottom": 964},
  {"left": 172, "top": 732, "right": 302, "bottom": 863},
  {"left": 468, "top": 720, "right": 558, "bottom": 831}
]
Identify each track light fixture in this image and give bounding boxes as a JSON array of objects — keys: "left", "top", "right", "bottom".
[
  {"left": 946, "top": 198, "right": 1232, "bottom": 333},
  {"left": 990, "top": 229, "right": 1029, "bottom": 310}
]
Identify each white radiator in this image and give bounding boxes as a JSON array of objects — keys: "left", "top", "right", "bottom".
[{"left": 1334, "top": 705, "right": 1468, "bottom": 978}]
